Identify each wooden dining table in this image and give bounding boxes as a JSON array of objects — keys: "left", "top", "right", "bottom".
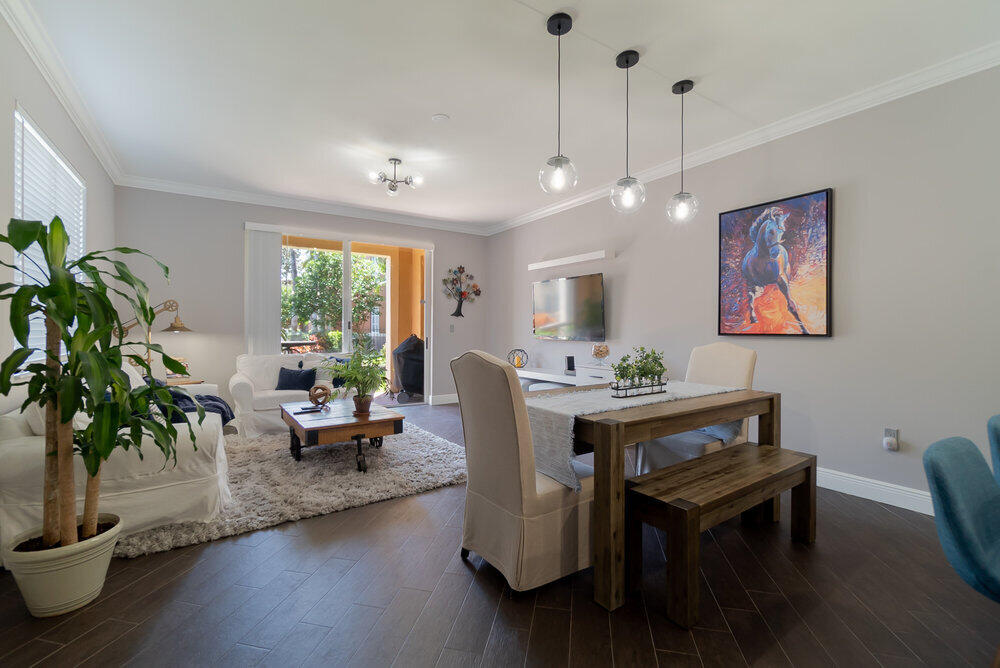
[{"left": 530, "top": 385, "right": 781, "bottom": 611}]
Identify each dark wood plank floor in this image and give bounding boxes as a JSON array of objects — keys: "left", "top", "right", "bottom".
[{"left": 1, "top": 403, "right": 998, "bottom": 667}]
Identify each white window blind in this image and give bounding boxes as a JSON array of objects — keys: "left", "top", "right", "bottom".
[{"left": 12, "top": 109, "right": 87, "bottom": 359}]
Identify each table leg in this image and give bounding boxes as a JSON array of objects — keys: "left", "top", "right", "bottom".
[
  {"left": 666, "top": 499, "right": 700, "bottom": 628},
  {"left": 593, "top": 419, "right": 626, "bottom": 611},
  {"left": 289, "top": 427, "right": 301, "bottom": 461},
  {"left": 353, "top": 435, "right": 367, "bottom": 473},
  {"left": 792, "top": 460, "right": 817, "bottom": 543},
  {"left": 758, "top": 395, "right": 782, "bottom": 522}
]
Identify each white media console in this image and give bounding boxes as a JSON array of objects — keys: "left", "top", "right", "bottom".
[{"left": 515, "top": 363, "right": 613, "bottom": 390}]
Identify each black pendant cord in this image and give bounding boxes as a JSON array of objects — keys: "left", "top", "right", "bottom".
[
  {"left": 625, "top": 66, "right": 630, "bottom": 178},
  {"left": 679, "top": 91, "right": 684, "bottom": 192},
  {"left": 557, "top": 33, "right": 561, "bottom": 157}
]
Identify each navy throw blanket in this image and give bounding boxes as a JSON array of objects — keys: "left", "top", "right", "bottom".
[{"left": 146, "top": 378, "right": 235, "bottom": 425}]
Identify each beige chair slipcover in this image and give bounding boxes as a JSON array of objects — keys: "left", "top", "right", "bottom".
[
  {"left": 451, "top": 351, "right": 593, "bottom": 591},
  {"left": 637, "top": 342, "right": 757, "bottom": 472}
]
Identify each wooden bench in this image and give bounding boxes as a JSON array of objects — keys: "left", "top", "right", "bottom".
[{"left": 625, "top": 444, "right": 816, "bottom": 628}]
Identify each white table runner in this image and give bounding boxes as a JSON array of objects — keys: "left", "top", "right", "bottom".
[{"left": 524, "top": 381, "right": 739, "bottom": 490}]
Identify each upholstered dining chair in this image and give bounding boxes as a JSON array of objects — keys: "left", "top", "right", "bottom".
[
  {"left": 636, "top": 342, "right": 757, "bottom": 474},
  {"left": 923, "top": 431, "right": 1000, "bottom": 604},
  {"left": 450, "top": 350, "right": 594, "bottom": 591}
]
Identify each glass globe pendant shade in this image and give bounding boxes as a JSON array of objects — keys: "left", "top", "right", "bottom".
[
  {"left": 538, "top": 155, "right": 578, "bottom": 194},
  {"left": 368, "top": 170, "right": 385, "bottom": 185},
  {"left": 666, "top": 191, "right": 700, "bottom": 223},
  {"left": 609, "top": 176, "right": 646, "bottom": 213},
  {"left": 407, "top": 172, "right": 424, "bottom": 189},
  {"left": 386, "top": 181, "right": 399, "bottom": 197}
]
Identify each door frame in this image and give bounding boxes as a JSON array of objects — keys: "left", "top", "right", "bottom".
[{"left": 250, "top": 221, "right": 434, "bottom": 402}]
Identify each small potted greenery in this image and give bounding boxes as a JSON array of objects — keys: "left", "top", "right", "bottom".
[
  {"left": 0, "top": 217, "right": 198, "bottom": 617},
  {"left": 324, "top": 346, "right": 392, "bottom": 415},
  {"left": 610, "top": 346, "right": 667, "bottom": 397}
]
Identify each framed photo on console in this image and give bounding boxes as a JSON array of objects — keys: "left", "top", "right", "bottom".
[{"left": 718, "top": 189, "right": 832, "bottom": 337}]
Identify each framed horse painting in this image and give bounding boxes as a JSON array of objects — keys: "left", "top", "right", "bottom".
[{"left": 718, "top": 189, "right": 832, "bottom": 337}]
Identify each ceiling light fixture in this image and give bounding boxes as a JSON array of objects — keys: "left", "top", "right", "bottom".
[
  {"left": 665, "top": 79, "right": 700, "bottom": 223},
  {"left": 431, "top": 113, "right": 450, "bottom": 122},
  {"left": 538, "top": 13, "right": 578, "bottom": 195},
  {"left": 368, "top": 158, "right": 422, "bottom": 197},
  {"left": 609, "top": 50, "right": 645, "bottom": 213}
]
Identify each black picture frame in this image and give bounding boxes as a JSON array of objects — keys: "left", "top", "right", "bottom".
[{"left": 717, "top": 188, "right": 832, "bottom": 337}]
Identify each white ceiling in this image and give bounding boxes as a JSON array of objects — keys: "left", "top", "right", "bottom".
[{"left": 11, "top": 0, "right": 1000, "bottom": 233}]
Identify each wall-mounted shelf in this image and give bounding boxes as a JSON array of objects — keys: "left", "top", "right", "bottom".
[{"left": 527, "top": 249, "right": 607, "bottom": 271}]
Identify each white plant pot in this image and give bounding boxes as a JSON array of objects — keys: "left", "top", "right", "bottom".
[{"left": 3, "top": 513, "right": 122, "bottom": 617}]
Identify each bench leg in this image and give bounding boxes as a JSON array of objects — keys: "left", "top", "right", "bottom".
[
  {"left": 666, "top": 500, "right": 701, "bottom": 628},
  {"left": 791, "top": 461, "right": 816, "bottom": 543},
  {"left": 625, "top": 493, "right": 643, "bottom": 593}
]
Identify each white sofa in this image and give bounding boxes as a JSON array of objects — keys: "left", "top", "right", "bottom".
[
  {"left": 0, "top": 384, "right": 231, "bottom": 561},
  {"left": 228, "top": 353, "right": 348, "bottom": 437}
]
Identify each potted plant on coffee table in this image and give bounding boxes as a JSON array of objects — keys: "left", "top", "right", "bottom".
[
  {"left": 324, "top": 345, "right": 392, "bottom": 415},
  {"left": 0, "top": 216, "right": 199, "bottom": 617}
]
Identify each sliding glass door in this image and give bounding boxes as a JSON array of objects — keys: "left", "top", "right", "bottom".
[{"left": 278, "top": 234, "right": 429, "bottom": 403}]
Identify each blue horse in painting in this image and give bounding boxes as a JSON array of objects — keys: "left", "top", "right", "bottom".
[{"left": 741, "top": 206, "right": 809, "bottom": 334}]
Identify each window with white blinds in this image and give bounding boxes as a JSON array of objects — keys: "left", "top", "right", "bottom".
[{"left": 12, "top": 108, "right": 87, "bottom": 359}]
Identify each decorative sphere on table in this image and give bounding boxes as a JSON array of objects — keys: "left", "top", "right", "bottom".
[
  {"left": 507, "top": 349, "right": 528, "bottom": 368},
  {"left": 309, "top": 385, "right": 332, "bottom": 406}
]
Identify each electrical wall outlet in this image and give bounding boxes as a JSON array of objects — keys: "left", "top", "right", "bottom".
[{"left": 883, "top": 427, "right": 900, "bottom": 451}]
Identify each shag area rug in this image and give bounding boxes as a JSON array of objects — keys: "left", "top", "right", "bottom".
[{"left": 114, "top": 423, "right": 466, "bottom": 558}]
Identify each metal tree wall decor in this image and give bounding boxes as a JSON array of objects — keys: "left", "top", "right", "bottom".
[{"left": 442, "top": 266, "right": 481, "bottom": 317}]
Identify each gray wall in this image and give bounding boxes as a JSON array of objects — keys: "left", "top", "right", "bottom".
[
  {"left": 0, "top": 19, "right": 116, "bottom": 351},
  {"left": 486, "top": 66, "right": 1000, "bottom": 492},
  {"left": 114, "top": 187, "right": 488, "bottom": 401}
]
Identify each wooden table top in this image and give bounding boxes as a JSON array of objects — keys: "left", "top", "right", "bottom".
[
  {"left": 627, "top": 444, "right": 813, "bottom": 510},
  {"left": 575, "top": 389, "right": 778, "bottom": 425},
  {"left": 280, "top": 400, "right": 404, "bottom": 431}
]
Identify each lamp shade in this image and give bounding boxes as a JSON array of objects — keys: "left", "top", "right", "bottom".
[{"left": 162, "top": 315, "right": 192, "bottom": 333}]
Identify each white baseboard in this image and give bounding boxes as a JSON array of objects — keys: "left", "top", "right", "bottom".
[
  {"left": 817, "top": 467, "right": 933, "bottom": 515},
  {"left": 429, "top": 393, "right": 458, "bottom": 406}
]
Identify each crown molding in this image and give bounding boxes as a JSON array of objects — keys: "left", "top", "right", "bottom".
[
  {"left": 5, "top": 0, "right": 998, "bottom": 240},
  {"left": 1, "top": 0, "right": 124, "bottom": 181},
  {"left": 118, "top": 174, "right": 490, "bottom": 236},
  {"left": 486, "top": 40, "right": 1000, "bottom": 236}
]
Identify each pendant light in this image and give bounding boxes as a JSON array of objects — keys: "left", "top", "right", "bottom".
[
  {"left": 665, "top": 79, "right": 700, "bottom": 223},
  {"left": 538, "top": 13, "right": 578, "bottom": 194},
  {"left": 609, "top": 50, "right": 645, "bottom": 213}
]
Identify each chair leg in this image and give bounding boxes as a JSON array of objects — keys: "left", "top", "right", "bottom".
[{"left": 460, "top": 548, "right": 470, "bottom": 560}]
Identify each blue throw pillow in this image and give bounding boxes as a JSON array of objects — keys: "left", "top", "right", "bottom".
[
  {"left": 697, "top": 420, "right": 742, "bottom": 445},
  {"left": 276, "top": 366, "right": 316, "bottom": 391}
]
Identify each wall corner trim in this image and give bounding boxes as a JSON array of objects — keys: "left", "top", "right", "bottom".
[{"left": 817, "top": 466, "right": 933, "bottom": 515}]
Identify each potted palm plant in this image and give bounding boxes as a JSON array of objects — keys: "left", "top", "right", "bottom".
[
  {"left": 324, "top": 346, "right": 392, "bottom": 415},
  {"left": 0, "top": 217, "right": 199, "bottom": 617}
]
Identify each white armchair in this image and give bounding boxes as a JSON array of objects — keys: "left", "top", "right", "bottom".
[{"left": 229, "top": 352, "right": 348, "bottom": 437}]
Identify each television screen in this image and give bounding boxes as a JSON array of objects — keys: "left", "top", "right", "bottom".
[{"left": 532, "top": 273, "right": 605, "bottom": 341}]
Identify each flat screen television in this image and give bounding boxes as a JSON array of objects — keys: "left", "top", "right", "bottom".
[{"left": 532, "top": 273, "right": 605, "bottom": 341}]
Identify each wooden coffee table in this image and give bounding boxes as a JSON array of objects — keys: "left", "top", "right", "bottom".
[{"left": 280, "top": 400, "right": 404, "bottom": 472}]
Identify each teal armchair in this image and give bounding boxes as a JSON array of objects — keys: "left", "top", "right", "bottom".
[
  {"left": 989, "top": 414, "right": 1000, "bottom": 485},
  {"left": 923, "top": 430, "right": 1000, "bottom": 603}
]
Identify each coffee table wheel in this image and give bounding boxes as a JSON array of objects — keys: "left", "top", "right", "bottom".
[
  {"left": 353, "top": 435, "right": 368, "bottom": 473},
  {"left": 370, "top": 436, "right": 383, "bottom": 448}
]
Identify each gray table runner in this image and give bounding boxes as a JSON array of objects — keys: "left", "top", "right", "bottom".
[{"left": 524, "top": 382, "right": 739, "bottom": 490}]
